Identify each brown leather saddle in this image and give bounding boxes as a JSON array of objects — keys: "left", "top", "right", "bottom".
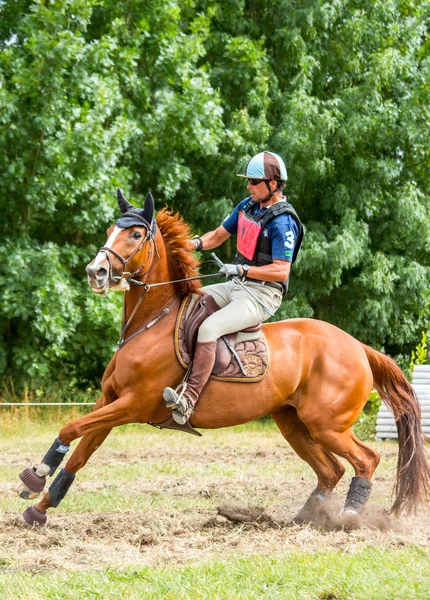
[
  {"left": 175, "top": 293, "right": 270, "bottom": 382},
  {"left": 149, "top": 293, "right": 270, "bottom": 438}
]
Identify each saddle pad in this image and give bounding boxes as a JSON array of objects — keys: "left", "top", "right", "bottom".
[{"left": 174, "top": 295, "right": 270, "bottom": 383}]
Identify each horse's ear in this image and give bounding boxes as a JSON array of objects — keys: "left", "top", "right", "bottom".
[
  {"left": 117, "top": 188, "right": 135, "bottom": 214},
  {"left": 143, "top": 191, "right": 154, "bottom": 223}
]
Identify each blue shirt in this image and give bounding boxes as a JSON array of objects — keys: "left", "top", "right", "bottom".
[{"left": 222, "top": 197, "right": 299, "bottom": 262}]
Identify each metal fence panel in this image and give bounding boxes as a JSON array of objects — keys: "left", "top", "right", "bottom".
[{"left": 376, "top": 365, "right": 430, "bottom": 440}]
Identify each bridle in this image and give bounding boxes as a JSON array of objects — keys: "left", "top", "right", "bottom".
[
  {"left": 99, "top": 213, "right": 158, "bottom": 284},
  {"left": 94, "top": 214, "right": 165, "bottom": 349},
  {"left": 94, "top": 216, "right": 223, "bottom": 349}
]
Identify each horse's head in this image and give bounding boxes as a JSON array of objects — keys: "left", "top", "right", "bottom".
[{"left": 86, "top": 189, "right": 156, "bottom": 295}]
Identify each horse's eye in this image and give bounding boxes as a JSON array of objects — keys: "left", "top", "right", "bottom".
[{"left": 132, "top": 231, "right": 142, "bottom": 240}]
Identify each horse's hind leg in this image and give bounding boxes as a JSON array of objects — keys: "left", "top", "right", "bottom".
[
  {"left": 271, "top": 407, "right": 345, "bottom": 525},
  {"left": 21, "top": 428, "right": 112, "bottom": 526},
  {"left": 305, "top": 424, "right": 380, "bottom": 527}
]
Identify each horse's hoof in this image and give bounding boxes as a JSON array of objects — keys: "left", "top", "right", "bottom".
[
  {"left": 290, "top": 507, "right": 315, "bottom": 525},
  {"left": 17, "top": 482, "right": 41, "bottom": 500},
  {"left": 22, "top": 506, "right": 47, "bottom": 527},
  {"left": 290, "top": 488, "right": 328, "bottom": 526},
  {"left": 19, "top": 467, "right": 46, "bottom": 495},
  {"left": 339, "top": 508, "right": 361, "bottom": 529}
]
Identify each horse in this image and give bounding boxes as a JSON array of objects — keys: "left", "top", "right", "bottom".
[{"left": 17, "top": 190, "right": 430, "bottom": 528}]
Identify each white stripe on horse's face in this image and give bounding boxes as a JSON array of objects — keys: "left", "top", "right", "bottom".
[{"left": 92, "top": 226, "right": 122, "bottom": 269}]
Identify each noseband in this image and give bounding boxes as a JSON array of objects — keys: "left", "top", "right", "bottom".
[{"left": 99, "top": 214, "right": 158, "bottom": 283}]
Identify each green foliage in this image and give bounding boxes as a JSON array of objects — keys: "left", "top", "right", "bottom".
[
  {"left": 409, "top": 330, "right": 428, "bottom": 374},
  {"left": 353, "top": 389, "right": 381, "bottom": 441},
  {"left": 1, "top": 0, "right": 429, "bottom": 390}
]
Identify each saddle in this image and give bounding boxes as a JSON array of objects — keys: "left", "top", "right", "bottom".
[{"left": 174, "top": 293, "right": 270, "bottom": 382}]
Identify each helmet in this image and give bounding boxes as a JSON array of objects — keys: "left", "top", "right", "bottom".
[{"left": 236, "top": 151, "right": 288, "bottom": 181}]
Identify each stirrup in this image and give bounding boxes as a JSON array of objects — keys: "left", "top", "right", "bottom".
[
  {"left": 163, "top": 383, "right": 194, "bottom": 425},
  {"left": 163, "top": 382, "right": 187, "bottom": 409},
  {"left": 172, "top": 401, "right": 194, "bottom": 425}
]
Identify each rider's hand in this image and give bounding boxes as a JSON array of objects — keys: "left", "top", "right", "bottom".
[
  {"left": 219, "top": 264, "right": 243, "bottom": 278},
  {"left": 188, "top": 236, "right": 203, "bottom": 251}
]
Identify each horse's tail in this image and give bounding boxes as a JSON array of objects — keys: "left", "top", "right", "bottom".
[{"left": 362, "top": 343, "right": 430, "bottom": 515}]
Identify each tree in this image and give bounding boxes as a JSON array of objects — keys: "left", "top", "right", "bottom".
[
  {"left": 0, "top": 0, "right": 428, "bottom": 390},
  {"left": 201, "top": 0, "right": 430, "bottom": 358}
]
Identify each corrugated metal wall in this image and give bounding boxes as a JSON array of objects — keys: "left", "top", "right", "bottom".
[{"left": 376, "top": 364, "right": 430, "bottom": 440}]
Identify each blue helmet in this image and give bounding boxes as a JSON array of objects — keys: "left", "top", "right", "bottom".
[{"left": 236, "top": 151, "right": 288, "bottom": 181}]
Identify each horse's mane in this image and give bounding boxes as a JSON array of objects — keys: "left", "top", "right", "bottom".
[{"left": 156, "top": 208, "right": 202, "bottom": 296}]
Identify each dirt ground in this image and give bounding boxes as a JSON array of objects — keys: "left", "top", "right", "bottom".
[{"left": 0, "top": 426, "right": 429, "bottom": 572}]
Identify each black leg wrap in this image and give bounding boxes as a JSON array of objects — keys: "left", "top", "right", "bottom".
[
  {"left": 344, "top": 477, "right": 372, "bottom": 512},
  {"left": 42, "top": 438, "right": 70, "bottom": 476},
  {"left": 307, "top": 487, "right": 327, "bottom": 502},
  {"left": 48, "top": 468, "right": 75, "bottom": 507}
]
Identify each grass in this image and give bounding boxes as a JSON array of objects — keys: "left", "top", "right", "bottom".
[
  {"left": 1, "top": 416, "right": 428, "bottom": 600},
  {"left": 0, "top": 548, "right": 429, "bottom": 599}
]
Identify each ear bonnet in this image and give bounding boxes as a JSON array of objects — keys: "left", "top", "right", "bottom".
[{"left": 115, "top": 189, "right": 156, "bottom": 234}]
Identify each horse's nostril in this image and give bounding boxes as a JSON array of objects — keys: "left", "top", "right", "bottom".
[{"left": 95, "top": 268, "right": 108, "bottom": 280}]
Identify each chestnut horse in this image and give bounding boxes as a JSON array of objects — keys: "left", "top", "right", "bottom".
[{"left": 18, "top": 191, "right": 429, "bottom": 527}]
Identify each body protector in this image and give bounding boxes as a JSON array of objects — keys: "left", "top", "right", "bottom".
[{"left": 234, "top": 199, "right": 304, "bottom": 295}]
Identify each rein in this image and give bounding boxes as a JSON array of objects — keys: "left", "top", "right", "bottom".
[
  {"left": 116, "top": 269, "right": 222, "bottom": 350},
  {"left": 103, "top": 227, "right": 221, "bottom": 349},
  {"left": 117, "top": 290, "right": 180, "bottom": 350},
  {"left": 126, "top": 272, "right": 223, "bottom": 288},
  {"left": 112, "top": 258, "right": 223, "bottom": 289}
]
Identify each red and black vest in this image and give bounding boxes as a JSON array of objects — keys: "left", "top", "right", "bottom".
[{"left": 234, "top": 198, "right": 304, "bottom": 292}]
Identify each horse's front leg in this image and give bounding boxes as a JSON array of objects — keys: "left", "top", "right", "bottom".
[
  {"left": 17, "top": 394, "right": 108, "bottom": 502},
  {"left": 18, "top": 393, "right": 147, "bottom": 525},
  {"left": 21, "top": 428, "right": 112, "bottom": 526}
]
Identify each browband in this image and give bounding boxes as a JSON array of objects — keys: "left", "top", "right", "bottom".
[
  {"left": 120, "top": 212, "right": 157, "bottom": 236},
  {"left": 122, "top": 212, "right": 152, "bottom": 228}
]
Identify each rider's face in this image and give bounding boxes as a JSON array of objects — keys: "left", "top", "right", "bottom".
[{"left": 246, "top": 179, "right": 276, "bottom": 202}]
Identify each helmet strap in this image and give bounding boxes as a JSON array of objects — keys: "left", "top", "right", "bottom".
[{"left": 260, "top": 180, "right": 280, "bottom": 204}]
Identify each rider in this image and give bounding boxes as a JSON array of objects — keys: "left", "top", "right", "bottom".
[{"left": 163, "top": 151, "right": 304, "bottom": 424}]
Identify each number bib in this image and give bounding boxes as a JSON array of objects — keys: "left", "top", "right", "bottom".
[{"left": 237, "top": 210, "right": 262, "bottom": 261}]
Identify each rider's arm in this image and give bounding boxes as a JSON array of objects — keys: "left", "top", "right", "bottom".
[
  {"left": 191, "top": 225, "right": 231, "bottom": 250},
  {"left": 190, "top": 199, "right": 246, "bottom": 250},
  {"left": 246, "top": 260, "right": 291, "bottom": 282}
]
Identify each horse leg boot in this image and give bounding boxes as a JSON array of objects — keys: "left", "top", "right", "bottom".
[
  {"left": 163, "top": 341, "right": 217, "bottom": 424},
  {"left": 22, "top": 469, "right": 75, "bottom": 526},
  {"left": 338, "top": 477, "right": 373, "bottom": 528},
  {"left": 18, "top": 438, "right": 70, "bottom": 500},
  {"left": 21, "top": 428, "right": 112, "bottom": 526}
]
